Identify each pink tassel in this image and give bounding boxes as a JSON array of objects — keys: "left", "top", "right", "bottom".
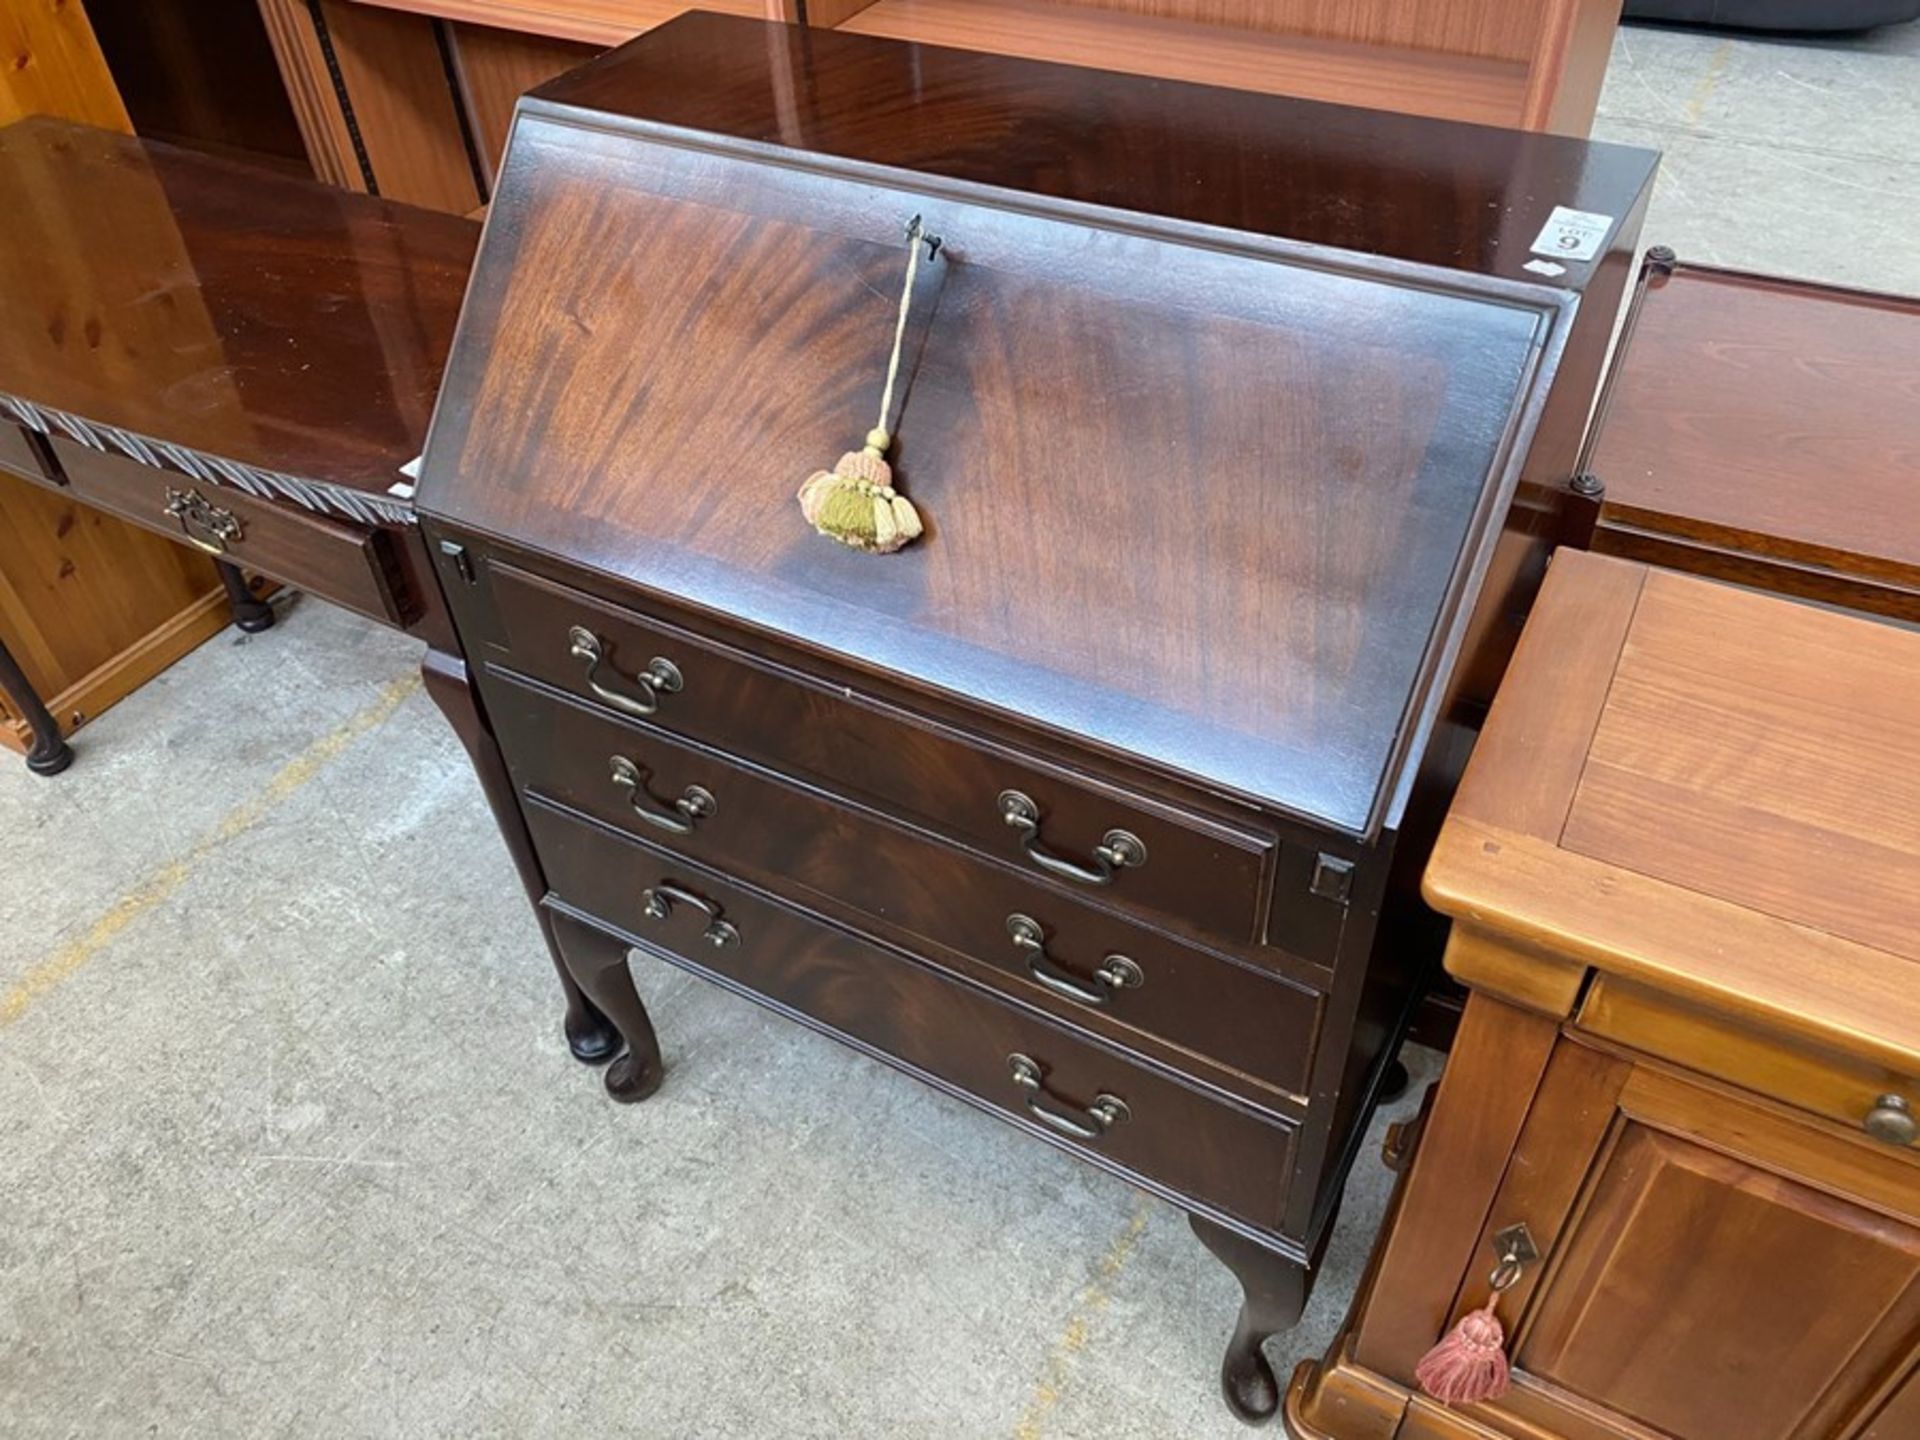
[{"left": 1414, "top": 1298, "right": 1511, "bottom": 1406}]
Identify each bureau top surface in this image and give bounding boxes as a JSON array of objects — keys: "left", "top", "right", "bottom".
[
  {"left": 0, "top": 119, "right": 477, "bottom": 521},
  {"left": 1427, "top": 549, "right": 1920, "bottom": 1069},
  {"left": 420, "top": 16, "right": 1656, "bottom": 836},
  {"left": 528, "top": 15, "right": 1656, "bottom": 288},
  {"left": 1592, "top": 261, "right": 1920, "bottom": 583}
]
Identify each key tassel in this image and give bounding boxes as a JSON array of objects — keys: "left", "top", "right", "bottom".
[
  {"left": 1414, "top": 1297, "right": 1511, "bottom": 1406},
  {"left": 797, "top": 427, "right": 923, "bottom": 554},
  {"left": 798, "top": 216, "right": 937, "bottom": 554}
]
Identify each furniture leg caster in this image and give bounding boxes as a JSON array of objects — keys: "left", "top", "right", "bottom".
[
  {"left": 1190, "top": 1214, "right": 1309, "bottom": 1425},
  {"left": 218, "top": 560, "right": 276, "bottom": 633}
]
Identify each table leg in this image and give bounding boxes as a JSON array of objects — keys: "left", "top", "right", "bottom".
[
  {"left": 217, "top": 561, "right": 276, "bottom": 633},
  {"left": 0, "top": 631, "right": 73, "bottom": 776},
  {"left": 421, "top": 646, "right": 618, "bottom": 1064},
  {"left": 1191, "top": 1214, "right": 1311, "bottom": 1425}
]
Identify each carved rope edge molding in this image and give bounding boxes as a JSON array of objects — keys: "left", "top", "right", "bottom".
[{"left": 0, "top": 392, "right": 418, "bottom": 527}]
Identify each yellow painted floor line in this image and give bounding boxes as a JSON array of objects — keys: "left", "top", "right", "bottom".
[
  {"left": 1684, "top": 40, "right": 1734, "bottom": 125},
  {"left": 1014, "top": 1194, "right": 1156, "bottom": 1440},
  {"left": 0, "top": 671, "right": 421, "bottom": 1029}
]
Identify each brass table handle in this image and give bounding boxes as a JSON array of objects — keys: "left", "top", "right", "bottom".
[
  {"left": 1864, "top": 1094, "right": 1915, "bottom": 1146},
  {"left": 1007, "top": 1053, "right": 1129, "bottom": 1141},
  {"left": 1006, "top": 914, "right": 1143, "bottom": 1007},
  {"left": 568, "top": 626, "right": 682, "bottom": 718},
  {"left": 163, "top": 487, "right": 243, "bottom": 555},
  {"left": 997, "top": 789, "right": 1146, "bottom": 887},
  {"left": 640, "top": 881, "right": 739, "bottom": 948},
  {"left": 609, "top": 755, "right": 715, "bottom": 836}
]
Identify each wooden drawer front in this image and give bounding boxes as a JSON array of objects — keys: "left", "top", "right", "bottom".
[
  {"left": 0, "top": 425, "right": 53, "bottom": 487},
  {"left": 489, "top": 671, "right": 1323, "bottom": 1103},
  {"left": 490, "top": 560, "right": 1278, "bottom": 949},
  {"left": 52, "top": 439, "right": 408, "bottom": 626},
  {"left": 527, "top": 800, "right": 1299, "bottom": 1235},
  {"left": 1581, "top": 978, "right": 1920, "bottom": 1154}
]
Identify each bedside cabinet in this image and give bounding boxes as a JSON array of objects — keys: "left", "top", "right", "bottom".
[{"left": 1289, "top": 550, "right": 1920, "bottom": 1440}]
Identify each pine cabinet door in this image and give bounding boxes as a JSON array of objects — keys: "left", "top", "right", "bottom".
[{"left": 1459, "top": 1042, "right": 1920, "bottom": 1440}]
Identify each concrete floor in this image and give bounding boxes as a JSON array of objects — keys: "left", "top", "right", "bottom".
[{"left": 4, "top": 19, "right": 1916, "bottom": 1439}]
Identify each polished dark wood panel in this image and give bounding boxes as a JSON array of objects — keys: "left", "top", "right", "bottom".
[
  {"left": 488, "top": 561, "right": 1279, "bottom": 948},
  {"left": 427, "top": 62, "right": 1573, "bottom": 832},
  {"left": 529, "top": 799, "right": 1302, "bottom": 1232},
  {"left": 487, "top": 668, "right": 1323, "bottom": 1101},
  {"left": 0, "top": 118, "right": 477, "bottom": 519},
  {"left": 1589, "top": 260, "right": 1920, "bottom": 618},
  {"left": 52, "top": 439, "right": 410, "bottom": 627},
  {"left": 536, "top": 15, "right": 1653, "bottom": 282}
]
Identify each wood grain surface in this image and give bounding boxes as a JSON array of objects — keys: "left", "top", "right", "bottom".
[
  {"left": 1592, "top": 263, "right": 1920, "bottom": 591},
  {"left": 421, "top": 13, "right": 1637, "bottom": 832},
  {"left": 1428, "top": 550, "right": 1920, "bottom": 1072},
  {"left": 530, "top": 800, "right": 1304, "bottom": 1234},
  {"left": 486, "top": 666, "right": 1325, "bottom": 1103},
  {"left": 837, "top": 0, "right": 1528, "bottom": 123},
  {"left": 1562, "top": 569, "right": 1920, "bottom": 961},
  {"left": 0, "top": 118, "right": 476, "bottom": 516}
]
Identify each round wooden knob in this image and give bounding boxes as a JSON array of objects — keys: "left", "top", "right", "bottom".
[{"left": 1863, "top": 1094, "right": 1915, "bottom": 1146}]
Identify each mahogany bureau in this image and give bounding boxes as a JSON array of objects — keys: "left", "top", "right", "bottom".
[
  {"left": 417, "top": 16, "right": 1655, "bottom": 1420},
  {"left": 1288, "top": 549, "right": 1920, "bottom": 1440}
]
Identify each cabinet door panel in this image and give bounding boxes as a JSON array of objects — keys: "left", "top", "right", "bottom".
[
  {"left": 1518, "top": 1123, "right": 1920, "bottom": 1440},
  {"left": 1488, "top": 1058, "right": 1920, "bottom": 1440}
]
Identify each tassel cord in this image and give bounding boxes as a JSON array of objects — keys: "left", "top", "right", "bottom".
[{"left": 870, "top": 216, "right": 929, "bottom": 453}]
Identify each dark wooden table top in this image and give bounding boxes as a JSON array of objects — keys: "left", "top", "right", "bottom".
[
  {"left": 1589, "top": 260, "right": 1920, "bottom": 609},
  {"left": 541, "top": 14, "right": 1657, "bottom": 294},
  {"left": 0, "top": 118, "right": 478, "bottom": 525},
  {"left": 425, "top": 16, "right": 1656, "bottom": 837}
]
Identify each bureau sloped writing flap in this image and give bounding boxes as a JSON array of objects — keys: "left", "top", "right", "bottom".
[{"left": 422, "top": 108, "right": 1560, "bottom": 837}]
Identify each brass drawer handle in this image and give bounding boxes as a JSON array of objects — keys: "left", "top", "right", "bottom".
[
  {"left": 1007, "top": 1053, "right": 1130, "bottom": 1141},
  {"left": 163, "top": 487, "right": 243, "bottom": 554},
  {"left": 568, "top": 626, "right": 682, "bottom": 717},
  {"left": 997, "top": 789, "right": 1146, "bottom": 886},
  {"left": 609, "top": 755, "right": 715, "bottom": 836},
  {"left": 1864, "top": 1094, "right": 1915, "bottom": 1146},
  {"left": 1006, "top": 914, "right": 1143, "bottom": 1007},
  {"left": 640, "top": 881, "right": 739, "bottom": 948}
]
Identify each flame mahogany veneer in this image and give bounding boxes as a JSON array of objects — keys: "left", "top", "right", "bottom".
[{"left": 417, "top": 15, "right": 1655, "bottom": 1420}]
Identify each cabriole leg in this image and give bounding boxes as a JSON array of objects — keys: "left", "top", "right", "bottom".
[
  {"left": 1190, "top": 1214, "right": 1310, "bottom": 1425},
  {"left": 550, "top": 908, "right": 664, "bottom": 1103},
  {"left": 420, "top": 647, "right": 618, "bottom": 1063}
]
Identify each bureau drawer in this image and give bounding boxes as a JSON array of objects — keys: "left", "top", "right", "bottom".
[
  {"left": 490, "top": 671, "right": 1323, "bottom": 1103},
  {"left": 1581, "top": 978, "right": 1920, "bottom": 1155},
  {"left": 491, "top": 560, "right": 1277, "bottom": 949},
  {"left": 528, "top": 799, "right": 1300, "bottom": 1234},
  {"left": 51, "top": 439, "right": 409, "bottom": 626}
]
